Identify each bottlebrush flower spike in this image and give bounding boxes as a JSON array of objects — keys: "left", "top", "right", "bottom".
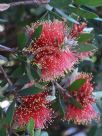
[
  {"left": 65, "top": 104, "right": 97, "bottom": 125},
  {"left": 69, "top": 23, "right": 94, "bottom": 60},
  {"left": 69, "top": 23, "right": 87, "bottom": 38},
  {"left": 14, "top": 92, "right": 54, "bottom": 129},
  {"left": 78, "top": 50, "right": 94, "bottom": 60},
  {"left": 65, "top": 73, "right": 98, "bottom": 124},
  {"left": 26, "top": 20, "right": 78, "bottom": 81}
]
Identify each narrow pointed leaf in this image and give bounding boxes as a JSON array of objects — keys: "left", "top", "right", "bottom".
[
  {"left": 69, "top": 6, "right": 98, "bottom": 19},
  {"left": 74, "top": 0, "right": 102, "bottom": 6},
  {"left": 58, "top": 92, "right": 65, "bottom": 117},
  {"left": 87, "top": 126, "right": 97, "bottom": 136},
  {"left": 32, "top": 25, "right": 43, "bottom": 42},
  {"left": 68, "top": 79, "right": 86, "bottom": 92},
  {"left": 0, "top": 128, "right": 6, "bottom": 136},
  {"left": 5, "top": 101, "right": 15, "bottom": 125},
  {"left": 27, "top": 118, "right": 35, "bottom": 136},
  {"left": 50, "top": 0, "right": 71, "bottom": 9},
  {"left": 17, "top": 32, "right": 28, "bottom": 49},
  {"left": 74, "top": 44, "right": 97, "bottom": 52},
  {"left": 78, "top": 33, "right": 93, "bottom": 42},
  {"left": 70, "top": 97, "right": 82, "bottom": 109},
  {"left": 11, "top": 65, "right": 25, "bottom": 78},
  {"left": 19, "top": 86, "right": 43, "bottom": 96},
  {"left": 52, "top": 91, "right": 65, "bottom": 117}
]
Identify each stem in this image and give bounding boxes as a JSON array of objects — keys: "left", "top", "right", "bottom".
[
  {"left": 55, "top": 82, "right": 71, "bottom": 98},
  {"left": 0, "top": 44, "right": 16, "bottom": 52},
  {"left": 67, "top": 128, "right": 86, "bottom": 136},
  {"left": 26, "top": 58, "right": 34, "bottom": 82},
  {"left": 55, "top": 82, "right": 66, "bottom": 92},
  {"left": 52, "top": 82, "right": 56, "bottom": 96},
  {"left": 40, "top": 10, "right": 49, "bottom": 20},
  {"left": 0, "top": 65, "right": 13, "bottom": 86},
  {"left": 9, "top": 0, "right": 50, "bottom": 7}
]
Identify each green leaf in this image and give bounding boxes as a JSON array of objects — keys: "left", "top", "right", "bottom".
[
  {"left": 58, "top": 92, "right": 65, "bottom": 117},
  {"left": 19, "top": 86, "right": 43, "bottom": 96},
  {"left": 87, "top": 126, "right": 97, "bottom": 136},
  {"left": 32, "top": 25, "right": 43, "bottom": 42},
  {"left": 52, "top": 91, "right": 65, "bottom": 118},
  {"left": 5, "top": 101, "right": 15, "bottom": 125},
  {"left": 69, "top": 6, "right": 98, "bottom": 19},
  {"left": 70, "top": 97, "right": 83, "bottom": 109},
  {"left": 74, "top": 44, "right": 97, "bottom": 52},
  {"left": 0, "top": 119, "right": 6, "bottom": 129},
  {"left": 74, "top": 0, "right": 102, "bottom": 6},
  {"left": 15, "top": 75, "right": 29, "bottom": 86},
  {"left": 0, "top": 107, "right": 3, "bottom": 119},
  {"left": 30, "top": 65, "right": 41, "bottom": 81},
  {"left": 0, "top": 128, "right": 6, "bottom": 136},
  {"left": 27, "top": 118, "right": 35, "bottom": 136},
  {"left": 17, "top": 32, "right": 28, "bottom": 49},
  {"left": 11, "top": 65, "right": 25, "bottom": 78},
  {"left": 38, "top": 81, "right": 48, "bottom": 87},
  {"left": 0, "top": 96, "right": 4, "bottom": 102},
  {"left": 0, "top": 108, "right": 6, "bottom": 129},
  {"left": 51, "top": 0, "right": 72, "bottom": 9},
  {"left": 78, "top": 33, "right": 93, "bottom": 42},
  {"left": 68, "top": 79, "right": 86, "bottom": 92},
  {"left": 16, "top": 55, "right": 26, "bottom": 62}
]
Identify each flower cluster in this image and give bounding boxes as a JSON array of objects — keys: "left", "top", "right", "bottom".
[
  {"left": 65, "top": 73, "right": 98, "bottom": 124},
  {"left": 26, "top": 20, "right": 80, "bottom": 81},
  {"left": 26, "top": 20, "right": 93, "bottom": 81},
  {"left": 14, "top": 92, "right": 53, "bottom": 129},
  {"left": 14, "top": 20, "right": 98, "bottom": 129}
]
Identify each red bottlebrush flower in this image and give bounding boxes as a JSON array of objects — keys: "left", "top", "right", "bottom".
[
  {"left": 26, "top": 20, "right": 78, "bottom": 81},
  {"left": 78, "top": 51, "right": 94, "bottom": 60},
  {"left": 69, "top": 23, "right": 94, "bottom": 60},
  {"left": 14, "top": 92, "right": 53, "bottom": 129},
  {"left": 69, "top": 23, "right": 87, "bottom": 38},
  {"left": 39, "top": 50, "right": 77, "bottom": 81},
  {"left": 65, "top": 73, "right": 98, "bottom": 124},
  {"left": 65, "top": 104, "right": 97, "bottom": 125}
]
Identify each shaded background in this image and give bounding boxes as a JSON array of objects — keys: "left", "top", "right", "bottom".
[{"left": 0, "top": 0, "right": 102, "bottom": 136}]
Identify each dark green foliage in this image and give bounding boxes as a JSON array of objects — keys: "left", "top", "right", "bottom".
[
  {"left": 5, "top": 101, "right": 15, "bottom": 125},
  {"left": 68, "top": 79, "right": 86, "bottom": 92},
  {"left": 27, "top": 118, "right": 35, "bottom": 136},
  {"left": 19, "top": 85, "right": 43, "bottom": 96},
  {"left": 74, "top": 0, "right": 102, "bottom": 6},
  {"left": 0, "top": 0, "right": 102, "bottom": 136},
  {"left": 32, "top": 25, "right": 43, "bottom": 42},
  {"left": 69, "top": 97, "right": 83, "bottom": 109}
]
